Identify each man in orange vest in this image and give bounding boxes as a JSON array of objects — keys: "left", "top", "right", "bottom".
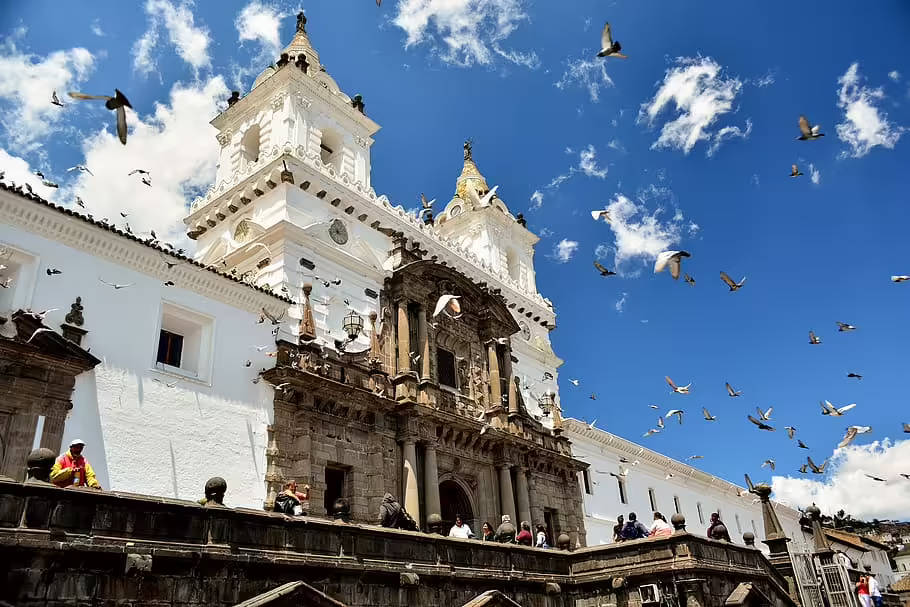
[{"left": 50, "top": 439, "right": 102, "bottom": 489}]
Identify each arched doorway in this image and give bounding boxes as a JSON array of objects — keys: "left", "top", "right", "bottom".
[{"left": 439, "top": 479, "right": 475, "bottom": 535}]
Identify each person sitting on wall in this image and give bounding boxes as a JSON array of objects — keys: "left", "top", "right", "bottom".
[
  {"left": 379, "top": 493, "right": 418, "bottom": 531},
  {"left": 198, "top": 477, "right": 227, "bottom": 506},
  {"left": 516, "top": 521, "right": 533, "bottom": 546},
  {"left": 621, "top": 512, "right": 650, "bottom": 540},
  {"left": 613, "top": 514, "right": 625, "bottom": 542},
  {"left": 649, "top": 512, "right": 674, "bottom": 537},
  {"left": 480, "top": 521, "right": 495, "bottom": 541},
  {"left": 707, "top": 512, "right": 732, "bottom": 542},
  {"left": 50, "top": 439, "right": 101, "bottom": 489},
  {"left": 494, "top": 514, "right": 516, "bottom": 543},
  {"left": 448, "top": 513, "right": 474, "bottom": 539},
  {"left": 274, "top": 480, "right": 309, "bottom": 515},
  {"left": 535, "top": 524, "right": 550, "bottom": 548}
]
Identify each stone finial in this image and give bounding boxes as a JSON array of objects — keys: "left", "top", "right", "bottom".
[
  {"left": 298, "top": 283, "right": 316, "bottom": 342},
  {"left": 351, "top": 94, "right": 365, "bottom": 114},
  {"left": 202, "top": 477, "right": 227, "bottom": 507},
  {"left": 277, "top": 53, "right": 290, "bottom": 68},
  {"left": 671, "top": 512, "right": 686, "bottom": 532},
  {"left": 400, "top": 573, "right": 419, "bottom": 588},
  {"left": 463, "top": 139, "right": 473, "bottom": 161},
  {"left": 296, "top": 11, "right": 307, "bottom": 33},
  {"left": 295, "top": 53, "right": 309, "bottom": 74},
  {"left": 368, "top": 310, "right": 382, "bottom": 366},
  {"left": 227, "top": 91, "right": 240, "bottom": 106},
  {"left": 556, "top": 532, "right": 571, "bottom": 550},
  {"left": 426, "top": 513, "right": 443, "bottom": 535},
  {"left": 515, "top": 213, "right": 527, "bottom": 227},
  {"left": 65, "top": 297, "right": 84, "bottom": 326},
  {"left": 743, "top": 531, "right": 756, "bottom": 547},
  {"left": 753, "top": 482, "right": 791, "bottom": 554},
  {"left": 26, "top": 448, "right": 57, "bottom": 484},
  {"left": 806, "top": 503, "right": 833, "bottom": 554}
]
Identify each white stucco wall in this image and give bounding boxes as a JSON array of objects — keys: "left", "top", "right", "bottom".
[{"left": 0, "top": 199, "right": 292, "bottom": 508}]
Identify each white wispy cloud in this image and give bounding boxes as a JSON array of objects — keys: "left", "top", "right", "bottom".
[
  {"left": 64, "top": 76, "right": 229, "bottom": 243},
  {"left": 555, "top": 54, "right": 613, "bottom": 102},
  {"left": 614, "top": 292, "right": 627, "bottom": 313},
  {"left": 809, "top": 163, "right": 820, "bottom": 185},
  {"left": 133, "top": 0, "right": 212, "bottom": 76},
  {"left": 638, "top": 56, "right": 749, "bottom": 156},
  {"left": 771, "top": 439, "right": 910, "bottom": 521},
  {"left": 529, "top": 189, "right": 543, "bottom": 209},
  {"left": 529, "top": 145, "right": 607, "bottom": 210},
  {"left": 578, "top": 144, "right": 607, "bottom": 178},
  {"left": 888, "top": 70, "right": 900, "bottom": 82},
  {"left": 594, "top": 243, "right": 612, "bottom": 260},
  {"left": 537, "top": 227, "right": 553, "bottom": 238},
  {"left": 607, "top": 138, "right": 626, "bottom": 153},
  {"left": 0, "top": 39, "right": 95, "bottom": 153},
  {"left": 392, "top": 0, "right": 538, "bottom": 69},
  {"left": 706, "top": 120, "right": 752, "bottom": 157},
  {"left": 754, "top": 70, "right": 775, "bottom": 87},
  {"left": 836, "top": 62, "right": 905, "bottom": 158},
  {"left": 235, "top": 2, "right": 286, "bottom": 61},
  {"left": 553, "top": 239, "right": 578, "bottom": 263},
  {"left": 90, "top": 19, "right": 105, "bottom": 37},
  {"left": 600, "top": 193, "right": 688, "bottom": 273}
]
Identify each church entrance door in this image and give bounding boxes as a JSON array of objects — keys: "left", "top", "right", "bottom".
[{"left": 439, "top": 479, "right": 475, "bottom": 535}]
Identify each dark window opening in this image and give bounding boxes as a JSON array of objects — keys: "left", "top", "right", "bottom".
[
  {"left": 157, "top": 330, "right": 184, "bottom": 367},
  {"left": 437, "top": 348, "right": 456, "bottom": 388},
  {"left": 543, "top": 508, "right": 558, "bottom": 548},
  {"left": 648, "top": 488, "right": 657, "bottom": 512},
  {"left": 407, "top": 303, "right": 420, "bottom": 372},
  {"left": 319, "top": 143, "right": 334, "bottom": 155},
  {"left": 617, "top": 477, "right": 627, "bottom": 504},
  {"left": 673, "top": 495, "right": 681, "bottom": 514},
  {"left": 324, "top": 466, "right": 346, "bottom": 514},
  {"left": 582, "top": 470, "right": 593, "bottom": 495}
]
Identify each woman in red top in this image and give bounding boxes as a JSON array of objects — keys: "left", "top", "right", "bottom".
[
  {"left": 516, "top": 521, "right": 533, "bottom": 546},
  {"left": 856, "top": 575, "right": 871, "bottom": 607}
]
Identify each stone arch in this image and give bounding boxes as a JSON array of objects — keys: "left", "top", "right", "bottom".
[{"left": 438, "top": 473, "right": 477, "bottom": 533}]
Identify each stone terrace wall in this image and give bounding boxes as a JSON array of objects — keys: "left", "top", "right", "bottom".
[{"left": 0, "top": 480, "right": 794, "bottom": 607}]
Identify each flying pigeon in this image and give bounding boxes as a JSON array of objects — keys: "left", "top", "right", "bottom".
[
  {"left": 864, "top": 474, "right": 886, "bottom": 483},
  {"left": 683, "top": 274, "right": 695, "bottom": 286},
  {"left": 790, "top": 164, "right": 803, "bottom": 177},
  {"left": 590, "top": 209, "right": 612, "bottom": 223},
  {"left": 45, "top": 268, "right": 62, "bottom": 276},
  {"left": 99, "top": 278, "right": 134, "bottom": 289},
  {"left": 657, "top": 416, "right": 665, "bottom": 429},
  {"left": 702, "top": 407, "right": 716, "bottom": 421},
  {"left": 589, "top": 393, "right": 597, "bottom": 401},
  {"left": 784, "top": 426, "right": 795, "bottom": 439},
  {"left": 432, "top": 294, "right": 461, "bottom": 318},
  {"left": 569, "top": 379, "right": 580, "bottom": 386},
  {"left": 665, "top": 409, "right": 684, "bottom": 424},
  {"left": 596, "top": 22, "right": 627, "bottom": 58},
  {"left": 891, "top": 276, "right": 910, "bottom": 283},
  {"left": 67, "top": 165, "right": 93, "bottom": 176},
  {"left": 654, "top": 250, "right": 690, "bottom": 280},
  {"left": 807, "top": 456, "right": 828, "bottom": 474},
  {"left": 756, "top": 406, "right": 773, "bottom": 421},
  {"left": 821, "top": 400, "right": 856, "bottom": 416},
  {"left": 904, "top": 423, "right": 910, "bottom": 433},
  {"left": 797, "top": 115, "right": 825, "bottom": 141},
  {"left": 748, "top": 415, "right": 775, "bottom": 431},
  {"left": 838, "top": 427, "right": 859, "bottom": 448},
  {"left": 720, "top": 271, "right": 747, "bottom": 292},
  {"left": 761, "top": 459, "right": 776, "bottom": 470},
  {"left": 259, "top": 307, "right": 285, "bottom": 325},
  {"left": 809, "top": 331, "right": 821, "bottom": 345},
  {"left": 643, "top": 428, "right": 660, "bottom": 438},
  {"left": 836, "top": 322, "right": 857, "bottom": 332},
  {"left": 665, "top": 376, "right": 690, "bottom": 394},
  {"left": 25, "top": 327, "right": 56, "bottom": 343},
  {"left": 51, "top": 90, "right": 64, "bottom": 107},
  {"left": 725, "top": 382, "right": 742, "bottom": 397},
  {"left": 797, "top": 440, "right": 809, "bottom": 449},
  {"left": 798, "top": 464, "right": 808, "bottom": 474},
  {"left": 69, "top": 89, "right": 132, "bottom": 145},
  {"left": 593, "top": 261, "right": 616, "bottom": 276},
  {"left": 847, "top": 372, "right": 863, "bottom": 380}
]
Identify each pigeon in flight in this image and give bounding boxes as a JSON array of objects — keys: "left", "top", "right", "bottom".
[
  {"left": 46, "top": 268, "right": 62, "bottom": 276},
  {"left": 649, "top": 404, "right": 659, "bottom": 409},
  {"left": 654, "top": 250, "right": 690, "bottom": 280},
  {"left": 597, "top": 22, "right": 627, "bottom": 58},
  {"left": 725, "top": 382, "right": 742, "bottom": 397},
  {"left": 807, "top": 456, "right": 828, "bottom": 474},
  {"left": 589, "top": 393, "right": 597, "bottom": 401},
  {"left": 798, "top": 464, "right": 808, "bottom": 474},
  {"left": 665, "top": 376, "right": 690, "bottom": 394},
  {"left": 657, "top": 416, "right": 665, "bottom": 429},
  {"left": 25, "top": 327, "right": 56, "bottom": 343},
  {"left": 69, "top": 89, "right": 132, "bottom": 145},
  {"left": 51, "top": 91, "right": 64, "bottom": 107},
  {"left": 836, "top": 322, "right": 857, "bottom": 332},
  {"left": 99, "top": 278, "right": 134, "bottom": 289},
  {"left": 665, "top": 409, "right": 684, "bottom": 424},
  {"left": 864, "top": 474, "right": 886, "bottom": 483},
  {"left": 821, "top": 400, "right": 856, "bottom": 416},
  {"left": 590, "top": 209, "right": 612, "bottom": 223},
  {"left": 797, "top": 440, "right": 809, "bottom": 449},
  {"left": 756, "top": 406, "right": 773, "bottom": 421},
  {"left": 797, "top": 115, "right": 825, "bottom": 141},
  {"left": 809, "top": 331, "right": 821, "bottom": 345},
  {"left": 432, "top": 294, "right": 461, "bottom": 318},
  {"left": 785, "top": 426, "right": 796, "bottom": 439},
  {"left": 569, "top": 379, "right": 579, "bottom": 386},
  {"left": 720, "top": 271, "right": 747, "bottom": 292},
  {"left": 891, "top": 275, "right": 910, "bottom": 283},
  {"left": 847, "top": 372, "right": 863, "bottom": 380},
  {"left": 702, "top": 407, "right": 716, "bottom": 421},
  {"left": 684, "top": 274, "right": 695, "bottom": 286},
  {"left": 593, "top": 261, "right": 616, "bottom": 277},
  {"left": 904, "top": 423, "right": 910, "bottom": 433},
  {"left": 67, "top": 165, "right": 93, "bottom": 176},
  {"left": 259, "top": 307, "right": 286, "bottom": 325},
  {"left": 838, "top": 427, "right": 861, "bottom": 448},
  {"left": 643, "top": 428, "right": 660, "bottom": 438},
  {"left": 687, "top": 455, "right": 704, "bottom": 460},
  {"left": 129, "top": 169, "right": 150, "bottom": 176},
  {"left": 748, "top": 415, "right": 775, "bottom": 431},
  {"left": 761, "top": 459, "right": 776, "bottom": 470},
  {"left": 790, "top": 164, "right": 803, "bottom": 177}
]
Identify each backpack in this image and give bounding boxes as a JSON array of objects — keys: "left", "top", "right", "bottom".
[
  {"left": 398, "top": 508, "right": 419, "bottom": 531},
  {"left": 622, "top": 520, "right": 644, "bottom": 540}
]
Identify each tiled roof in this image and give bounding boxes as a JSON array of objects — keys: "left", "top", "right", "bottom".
[{"left": 0, "top": 182, "right": 293, "bottom": 304}]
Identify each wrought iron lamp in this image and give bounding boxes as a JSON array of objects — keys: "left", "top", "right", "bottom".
[
  {"left": 342, "top": 310, "right": 364, "bottom": 341},
  {"left": 537, "top": 391, "right": 555, "bottom": 416}
]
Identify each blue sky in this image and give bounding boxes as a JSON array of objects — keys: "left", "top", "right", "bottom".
[{"left": 1, "top": 0, "right": 908, "bottom": 519}]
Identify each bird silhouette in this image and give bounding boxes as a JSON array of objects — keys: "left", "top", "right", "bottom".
[
  {"left": 720, "top": 271, "right": 747, "bottom": 292},
  {"left": 654, "top": 250, "right": 690, "bottom": 280},
  {"left": 797, "top": 115, "right": 825, "bottom": 141},
  {"left": 596, "top": 22, "right": 627, "bottom": 59},
  {"left": 69, "top": 89, "right": 132, "bottom": 145}
]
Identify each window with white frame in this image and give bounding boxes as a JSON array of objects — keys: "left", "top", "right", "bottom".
[
  {"left": 155, "top": 302, "right": 214, "bottom": 381},
  {"left": 0, "top": 244, "right": 39, "bottom": 315}
]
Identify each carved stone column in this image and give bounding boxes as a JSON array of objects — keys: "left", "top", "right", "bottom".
[
  {"left": 487, "top": 343, "right": 503, "bottom": 428},
  {"left": 402, "top": 438, "right": 420, "bottom": 526},
  {"left": 497, "top": 463, "right": 517, "bottom": 524},
  {"left": 515, "top": 466, "right": 532, "bottom": 527},
  {"left": 397, "top": 300, "right": 411, "bottom": 374},
  {"left": 417, "top": 305, "right": 430, "bottom": 381},
  {"left": 423, "top": 442, "right": 441, "bottom": 524},
  {"left": 298, "top": 283, "right": 316, "bottom": 342},
  {"left": 39, "top": 414, "right": 66, "bottom": 451},
  {"left": 263, "top": 424, "right": 282, "bottom": 510}
]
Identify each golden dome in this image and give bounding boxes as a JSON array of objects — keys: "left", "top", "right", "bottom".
[{"left": 454, "top": 140, "right": 490, "bottom": 207}]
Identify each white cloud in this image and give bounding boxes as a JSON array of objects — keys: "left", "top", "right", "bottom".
[
  {"left": 90, "top": 19, "right": 105, "bottom": 37},
  {"left": 600, "top": 193, "right": 687, "bottom": 273},
  {"left": 555, "top": 55, "right": 613, "bottom": 102},
  {"left": 594, "top": 243, "right": 612, "bottom": 260},
  {"left": 577, "top": 144, "right": 607, "bottom": 178},
  {"left": 553, "top": 239, "right": 578, "bottom": 263},
  {"left": 529, "top": 189, "right": 543, "bottom": 209},
  {"left": 754, "top": 70, "right": 775, "bottom": 87},
  {"left": 687, "top": 221, "right": 700, "bottom": 235},
  {"left": 706, "top": 119, "right": 752, "bottom": 157},
  {"left": 836, "top": 62, "right": 905, "bottom": 158},
  {"left": 133, "top": 0, "right": 212, "bottom": 76},
  {"left": 0, "top": 148, "right": 63, "bottom": 200},
  {"left": 809, "top": 163, "right": 820, "bottom": 185},
  {"left": 614, "top": 292, "right": 627, "bottom": 313},
  {"left": 537, "top": 227, "right": 553, "bottom": 238},
  {"left": 638, "top": 56, "right": 749, "bottom": 156},
  {"left": 235, "top": 2, "right": 286, "bottom": 61},
  {"left": 64, "top": 76, "right": 229, "bottom": 243},
  {"left": 750, "top": 173, "right": 760, "bottom": 187},
  {"left": 607, "top": 138, "right": 625, "bottom": 153},
  {"left": 392, "top": 0, "right": 538, "bottom": 69},
  {"left": 771, "top": 439, "right": 910, "bottom": 521},
  {"left": 888, "top": 70, "right": 900, "bottom": 82},
  {"left": 0, "top": 40, "right": 95, "bottom": 153}
]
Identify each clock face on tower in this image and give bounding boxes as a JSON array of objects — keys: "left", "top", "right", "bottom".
[
  {"left": 329, "top": 219, "right": 348, "bottom": 245},
  {"left": 519, "top": 321, "right": 531, "bottom": 341}
]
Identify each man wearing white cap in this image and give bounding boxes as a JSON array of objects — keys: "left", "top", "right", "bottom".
[{"left": 50, "top": 439, "right": 102, "bottom": 489}]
